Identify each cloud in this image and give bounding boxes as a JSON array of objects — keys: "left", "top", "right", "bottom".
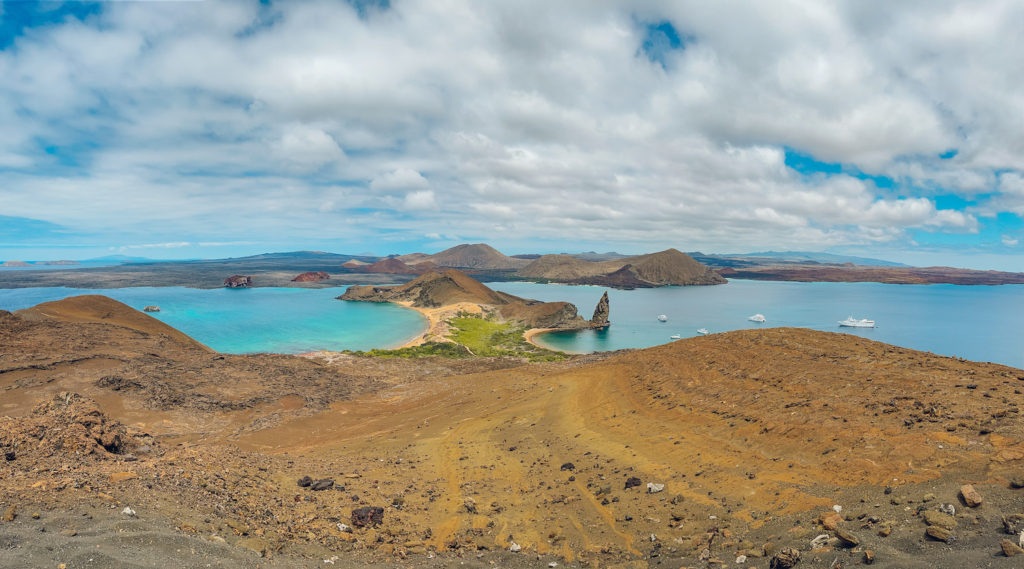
[
  {"left": 0, "top": 0, "right": 1022, "bottom": 265},
  {"left": 1002, "top": 235, "right": 1019, "bottom": 247}
]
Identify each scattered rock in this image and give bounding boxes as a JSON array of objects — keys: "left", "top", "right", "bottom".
[
  {"left": 925, "top": 525, "right": 953, "bottom": 543},
  {"left": 1002, "top": 539, "right": 1024, "bottom": 557},
  {"left": 864, "top": 550, "right": 875, "bottom": 565},
  {"left": 960, "top": 484, "right": 983, "bottom": 507},
  {"left": 922, "top": 493, "right": 935, "bottom": 502},
  {"left": 938, "top": 503, "right": 956, "bottom": 517},
  {"left": 624, "top": 476, "right": 642, "bottom": 489},
  {"left": 835, "top": 528, "right": 859, "bottom": 547},
  {"left": 1010, "top": 477, "right": 1024, "bottom": 489},
  {"left": 121, "top": 506, "right": 136, "bottom": 517},
  {"left": 297, "top": 476, "right": 313, "bottom": 487},
  {"left": 351, "top": 506, "right": 384, "bottom": 528},
  {"left": 509, "top": 542, "right": 521, "bottom": 552},
  {"left": 3, "top": 450, "right": 13, "bottom": 461},
  {"left": 223, "top": 275, "right": 253, "bottom": 288},
  {"left": 560, "top": 462, "right": 575, "bottom": 471},
  {"left": 819, "top": 511, "right": 843, "bottom": 530},
  {"left": 809, "top": 534, "right": 830, "bottom": 549},
  {"left": 921, "top": 510, "right": 957, "bottom": 530},
  {"left": 59, "top": 529, "right": 77, "bottom": 537},
  {"left": 310, "top": 478, "right": 334, "bottom": 491},
  {"left": 769, "top": 547, "right": 800, "bottom": 569},
  {"left": 292, "top": 271, "right": 330, "bottom": 283},
  {"left": 3, "top": 505, "right": 15, "bottom": 522},
  {"left": 463, "top": 498, "right": 477, "bottom": 514},
  {"left": 646, "top": 482, "right": 665, "bottom": 494},
  {"left": 1002, "top": 515, "right": 1023, "bottom": 535}
]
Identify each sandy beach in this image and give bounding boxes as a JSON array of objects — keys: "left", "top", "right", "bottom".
[{"left": 394, "top": 301, "right": 484, "bottom": 348}]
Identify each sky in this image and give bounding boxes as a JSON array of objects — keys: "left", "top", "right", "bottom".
[{"left": 2, "top": 1, "right": 1024, "bottom": 270}]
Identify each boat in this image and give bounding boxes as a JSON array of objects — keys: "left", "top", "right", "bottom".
[
  {"left": 669, "top": 334, "right": 681, "bottom": 340},
  {"left": 748, "top": 313, "right": 766, "bottom": 323},
  {"left": 657, "top": 314, "right": 668, "bottom": 322},
  {"left": 697, "top": 328, "right": 710, "bottom": 335},
  {"left": 838, "top": 316, "right": 875, "bottom": 328}
]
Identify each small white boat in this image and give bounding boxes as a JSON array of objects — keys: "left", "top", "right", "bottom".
[
  {"left": 697, "top": 328, "right": 710, "bottom": 335},
  {"left": 669, "top": 334, "right": 681, "bottom": 340},
  {"left": 657, "top": 314, "right": 668, "bottom": 322},
  {"left": 838, "top": 316, "right": 875, "bottom": 328},
  {"left": 748, "top": 313, "right": 766, "bottom": 323}
]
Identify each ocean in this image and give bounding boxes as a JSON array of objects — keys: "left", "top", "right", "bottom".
[
  {"left": 0, "top": 286, "right": 426, "bottom": 354},
  {"left": 488, "top": 280, "right": 1024, "bottom": 369},
  {"left": 1, "top": 280, "right": 1021, "bottom": 369}
]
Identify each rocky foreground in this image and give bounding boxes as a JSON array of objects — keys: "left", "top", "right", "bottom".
[{"left": 2, "top": 297, "right": 1024, "bottom": 568}]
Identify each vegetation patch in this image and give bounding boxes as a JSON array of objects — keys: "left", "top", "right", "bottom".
[
  {"left": 448, "top": 316, "right": 565, "bottom": 361},
  {"left": 345, "top": 315, "right": 566, "bottom": 361}
]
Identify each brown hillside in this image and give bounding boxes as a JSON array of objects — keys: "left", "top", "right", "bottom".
[
  {"left": 15, "top": 295, "right": 211, "bottom": 351},
  {"left": 626, "top": 248, "right": 727, "bottom": 285},
  {"left": 516, "top": 254, "right": 613, "bottom": 279},
  {"left": 361, "top": 257, "right": 422, "bottom": 274},
  {"left": 414, "top": 243, "right": 530, "bottom": 270},
  {"left": 340, "top": 258, "right": 369, "bottom": 268},
  {"left": 340, "top": 269, "right": 516, "bottom": 308},
  {"left": 3, "top": 306, "right": 1024, "bottom": 566}
]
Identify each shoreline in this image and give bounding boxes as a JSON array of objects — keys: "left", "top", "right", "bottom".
[
  {"left": 522, "top": 327, "right": 558, "bottom": 350},
  {"left": 393, "top": 301, "right": 484, "bottom": 349}
]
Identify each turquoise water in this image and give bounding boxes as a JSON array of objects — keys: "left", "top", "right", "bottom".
[
  {"left": 488, "top": 280, "right": 1024, "bottom": 369},
  {"left": 0, "top": 286, "right": 426, "bottom": 354},
  {"left": 2, "top": 281, "right": 1022, "bottom": 369}
]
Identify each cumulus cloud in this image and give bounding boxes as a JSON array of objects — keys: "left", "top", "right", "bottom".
[{"left": 0, "top": 0, "right": 1022, "bottom": 263}]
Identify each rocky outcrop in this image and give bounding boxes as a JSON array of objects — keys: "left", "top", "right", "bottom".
[
  {"left": 0, "top": 392, "right": 133, "bottom": 458},
  {"left": 292, "top": 271, "right": 330, "bottom": 282},
  {"left": 590, "top": 291, "right": 609, "bottom": 327},
  {"left": 0, "top": 260, "right": 31, "bottom": 267},
  {"left": 224, "top": 275, "right": 253, "bottom": 288}
]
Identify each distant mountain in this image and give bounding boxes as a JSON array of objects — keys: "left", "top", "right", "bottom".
[
  {"left": 569, "top": 251, "right": 631, "bottom": 262},
  {"left": 86, "top": 255, "right": 156, "bottom": 263},
  {"left": 398, "top": 243, "right": 530, "bottom": 270},
  {"left": 517, "top": 248, "right": 725, "bottom": 288},
  {"left": 225, "top": 251, "right": 353, "bottom": 262},
  {"left": 728, "top": 251, "right": 908, "bottom": 267}
]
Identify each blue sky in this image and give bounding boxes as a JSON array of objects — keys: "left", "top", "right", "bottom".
[{"left": 2, "top": 1, "right": 1024, "bottom": 270}]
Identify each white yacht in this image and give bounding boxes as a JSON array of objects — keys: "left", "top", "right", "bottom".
[
  {"left": 657, "top": 314, "right": 668, "bottom": 322},
  {"left": 838, "top": 316, "right": 875, "bottom": 328},
  {"left": 748, "top": 314, "right": 766, "bottom": 323},
  {"left": 697, "top": 328, "right": 710, "bottom": 335},
  {"left": 669, "top": 334, "right": 681, "bottom": 340}
]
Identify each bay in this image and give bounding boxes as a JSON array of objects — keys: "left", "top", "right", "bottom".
[
  {"left": 0, "top": 286, "right": 426, "bottom": 354},
  {"left": 489, "top": 280, "right": 1024, "bottom": 369}
]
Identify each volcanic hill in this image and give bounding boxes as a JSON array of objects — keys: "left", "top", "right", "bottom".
[
  {"left": 518, "top": 248, "right": 726, "bottom": 287},
  {"left": 2, "top": 299, "right": 1023, "bottom": 568},
  {"left": 340, "top": 269, "right": 603, "bottom": 330},
  {"left": 398, "top": 243, "right": 531, "bottom": 270}
]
